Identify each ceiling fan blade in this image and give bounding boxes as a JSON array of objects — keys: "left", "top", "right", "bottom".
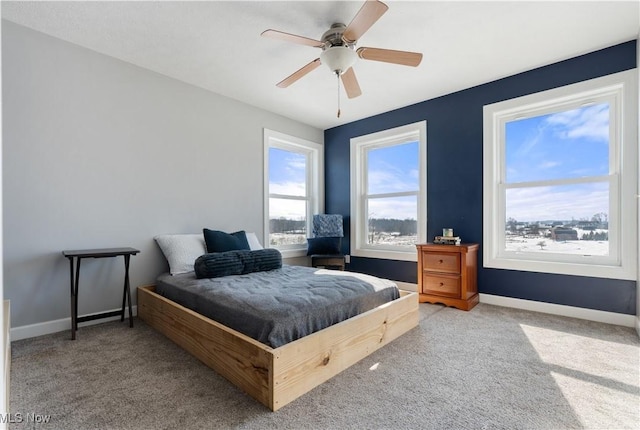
[
  {"left": 341, "top": 67, "right": 362, "bottom": 99},
  {"left": 357, "top": 47, "right": 423, "bottom": 67},
  {"left": 342, "top": 0, "right": 389, "bottom": 44},
  {"left": 276, "top": 58, "right": 322, "bottom": 88},
  {"left": 261, "top": 29, "right": 324, "bottom": 48}
]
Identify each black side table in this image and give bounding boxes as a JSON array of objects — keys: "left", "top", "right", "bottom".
[
  {"left": 62, "top": 247, "right": 140, "bottom": 340},
  {"left": 311, "top": 254, "right": 346, "bottom": 270}
]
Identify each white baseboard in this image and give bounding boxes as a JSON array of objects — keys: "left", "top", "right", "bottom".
[
  {"left": 3, "top": 301, "right": 10, "bottom": 422},
  {"left": 394, "top": 281, "right": 417, "bottom": 292},
  {"left": 10, "top": 306, "right": 138, "bottom": 341},
  {"left": 389, "top": 283, "right": 634, "bottom": 328},
  {"left": 479, "top": 294, "right": 635, "bottom": 328}
]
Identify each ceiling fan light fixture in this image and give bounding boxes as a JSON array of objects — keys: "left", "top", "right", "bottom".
[
  {"left": 320, "top": 46, "right": 358, "bottom": 75},
  {"left": 262, "top": 0, "right": 421, "bottom": 110}
]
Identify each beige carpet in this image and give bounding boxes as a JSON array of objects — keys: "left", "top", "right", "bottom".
[{"left": 9, "top": 302, "right": 640, "bottom": 430}]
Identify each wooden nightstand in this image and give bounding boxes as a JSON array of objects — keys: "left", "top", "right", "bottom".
[{"left": 416, "top": 243, "right": 479, "bottom": 311}]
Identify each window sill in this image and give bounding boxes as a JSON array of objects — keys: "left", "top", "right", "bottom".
[
  {"left": 484, "top": 255, "right": 635, "bottom": 280},
  {"left": 351, "top": 248, "right": 417, "bottom": 262},
  {"left": 276, "top": 248, "right": 308, "bottom": 260}
]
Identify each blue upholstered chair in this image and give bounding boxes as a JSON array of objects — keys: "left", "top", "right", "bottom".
[{"left": 308, "top": 214, "right": 345, "bottom": 270}]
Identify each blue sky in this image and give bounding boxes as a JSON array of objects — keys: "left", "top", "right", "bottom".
[
  {"left": 269, "top": 147, "right": 306, "bottom": 196},
  {"left": 270, "top": 103, "right": 610, "bottom": 225},
  {"left": 366, "top": 141, "right": 419, "bottom": 220},
  {"left": 367, "top": 142, "right": 419, "bottom": 194},
  {"left": 269, "top": 147, "right": 306, "bottom": 219},
  {"left": 505, "top": 103, "right": 610, "bottom": 222},
  {"left": 269, "top": 142, "right": 420, "bottom": 220}
]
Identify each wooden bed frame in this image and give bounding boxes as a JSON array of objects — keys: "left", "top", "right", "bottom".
[{"left": 137, "top": 285, "right": 419, "bottom": 411}]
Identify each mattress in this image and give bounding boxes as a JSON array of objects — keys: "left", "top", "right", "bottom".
[{"left": 155, "top": 265, "right": 400, "bottom": 348}]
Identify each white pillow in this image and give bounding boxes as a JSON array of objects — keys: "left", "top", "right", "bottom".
[
  {"left": 154, "top": 234, "right": 206, "bottom": 275},
  {"left": 246, "top": 232, "right": 264, "bottom": 250}
]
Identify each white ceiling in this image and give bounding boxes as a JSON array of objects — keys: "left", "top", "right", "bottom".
[{"left": 2, "top": 1, "right": 639, "bottom": 130}]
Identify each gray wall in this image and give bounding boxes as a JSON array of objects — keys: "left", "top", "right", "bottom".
[
  {"left": 2, "top": 21, "right": 323, "bottom": 328},
  {"left": 637, "top": 35, "right": 640, "bottom": 335}
]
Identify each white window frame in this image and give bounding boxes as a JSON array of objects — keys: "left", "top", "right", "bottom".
[
  {"left": 483, "top": 69, "right": 638, "bottom": 280},
  {"left": 264, "top": 129, "right": 323, "bottom": 259},
  {"left": 350, "top": 121, "right": 427, "bottom": 262}
]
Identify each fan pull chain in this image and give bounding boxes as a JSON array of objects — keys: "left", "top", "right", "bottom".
[{"left": 336, "top": 72, "right": 341, "bottom": 118}]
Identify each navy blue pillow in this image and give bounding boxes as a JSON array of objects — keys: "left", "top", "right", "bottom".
[
  {"left": 307, "top": 237, "right": 342, "bottom": 256},
  {"left": 203, "top": 229, "right": 250, "bottom": 253},
  {"left": 194, "top": 249, "right": 283, "bottom": 279}
]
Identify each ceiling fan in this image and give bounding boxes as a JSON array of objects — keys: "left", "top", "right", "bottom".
[{"left": 261, "top": 0, "right": 422, "bottom": 115}]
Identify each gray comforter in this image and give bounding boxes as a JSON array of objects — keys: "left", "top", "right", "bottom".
[{"left": 155, "top": 265, "right": 400, "bottom": 348}]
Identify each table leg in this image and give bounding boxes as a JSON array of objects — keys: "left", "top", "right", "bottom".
[
  {"left": 120, "top": 257, "right": 126, "bottom": 322},
  {"left": 122, "top": 254, "right": 134, "bottom": 328},
  {"left": 68, "top": 257, "right": 75, "bottom": 340},
  {"left": 69, "top": 257, "right": 82, "bottom": 340},
  {"left": 75, "top": 258, "right": 81, "bottom": 333}
]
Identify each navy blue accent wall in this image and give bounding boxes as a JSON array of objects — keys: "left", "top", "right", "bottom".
[{"left": 325, "top": 40, "right": 637, "bottom": 315}]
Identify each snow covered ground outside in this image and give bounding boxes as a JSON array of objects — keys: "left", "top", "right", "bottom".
[
  {"left": 270, "top": 230, "right": 609, "bottom": 256},
  {"left": 270, "top": 232, "right": 418, "bottom": 247},
  {"left": 505, "top": 228, "right": 608, "bottom": 256},
  {"left": 270, "top": 232, "right": 306, "bottom": 246}
]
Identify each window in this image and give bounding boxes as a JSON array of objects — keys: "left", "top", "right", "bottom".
[
  {"left": 483, "top": 69, "right": 637, "bottom": 279},
  {"left": 264, "top": 129, "right": 323, "bottom": 258},
  {"left": 350, "top": 121, "right": 427, "bottom": 261}
]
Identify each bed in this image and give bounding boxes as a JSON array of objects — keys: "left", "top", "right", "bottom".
[
  {"left": 139, "top": 235, "right": 418, "bottom": 411},
  {"left": 154, "top": 265, "right": 404, "bottom": 348}
]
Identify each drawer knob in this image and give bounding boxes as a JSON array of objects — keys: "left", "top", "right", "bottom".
[
  {"left": 439, "top": 282, "right": 444, "bottom": 286},
  {"left": 439, "top": 259, "right": 443, "bottom": 264}
]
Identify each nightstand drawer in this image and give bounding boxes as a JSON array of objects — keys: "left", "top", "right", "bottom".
[
  {"left": 422, "top": 252, "right": 460, "bottom": 274},
  {"left": 423, "top": 274, "right": 460, "bottom": 297}
]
